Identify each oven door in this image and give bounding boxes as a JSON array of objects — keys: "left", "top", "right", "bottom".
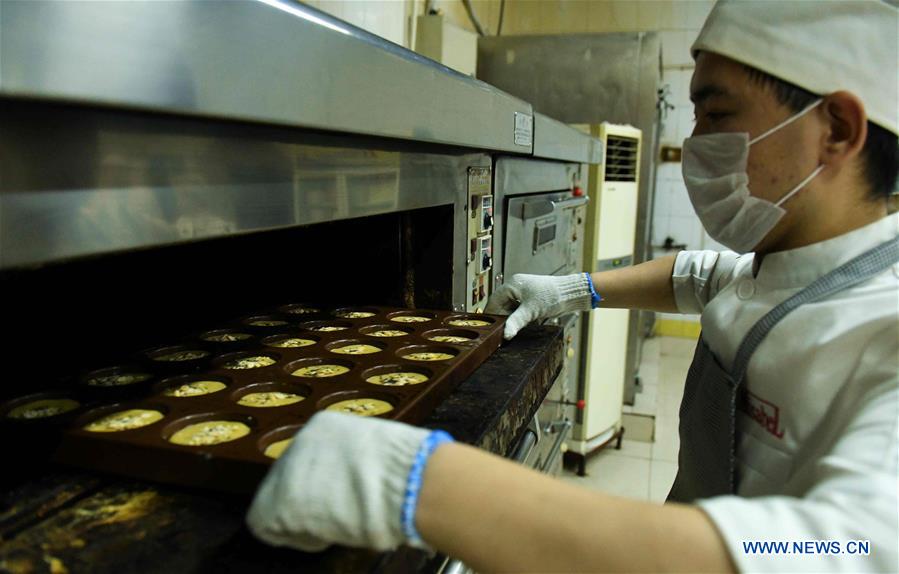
[
  {"left": 503, "top": 193, "right": 588, "bottom": 277},
  {"left": 501, "top": 191, "right": 584, "bottom": 477}
]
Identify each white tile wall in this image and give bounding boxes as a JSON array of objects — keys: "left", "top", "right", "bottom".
[
  {"left": 652, "top": 212, "right": 670, "bottom": 247},
  {"left": 658, "top": 110, "right": 675, "bottom": 143},
  {"left": 651, "top": 8, "right": 714, "bottom": 258},
  {"left": 668, "top": 180, "right": 693, "bottom": 218},
  {"left": 659, "top": 29, "right": 682, "bottom": 68},
  {"left": 654, "top": 163, "right": 677, "bottom": 184},
  {"left": 701, "top": 231, "right": 728, "bottom": 252},
  {"left": 671, "top": 214, "right": 705, "bottom": 248},
  {"left": 676, "top": 106, "right": 696, "bottom": 140},
  {"left": 665, "top": 69, "right": 691, "bottom": 107}
]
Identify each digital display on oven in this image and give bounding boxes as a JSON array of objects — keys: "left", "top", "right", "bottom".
[{"left": 535, "top": 223, "right": 556, "bottom": 248}]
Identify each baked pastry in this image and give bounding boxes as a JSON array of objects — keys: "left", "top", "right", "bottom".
[
  {"left": 86, "top": 372, "right": 152, "bottom": 387},
  {"left": 283, "top": 306, "right": 319, "bottom": 315},
  {"left": 307, "top": 325, "right": 349, "bottom": 332},
  {"left": 403, "top": 351, "right": 454, "bottom": 361},
  {"left": 390, "top": 316, "right": 431, "bottom": 323},
  {"left": 366, "top": 329, "right": 408, "bottom": 337},
  {"left": 267, "top": 338, "right": 316, "bottom": 348},
  {"left": 446, "top": 319, "right": 490, "bottom": 327},
  {"left": 84, "top": 409, "right": 164, "bottom": 432},
  {"left": 237, "top": 391, "right": 304, "bottom": 407},
  {"left": 365, "top": 372, "right": 429, "bottom": 386},
  {"left": 222, "top": 356, "right": 276, "bottom": 370},
  {"left": 326, "top": 398, "right": 393, "bottom": 416},
  {"left": 168, "top": 421, "right": 250, "bottom": 446},
  {"left": 163, "top": 380, "right": 227, "bottom": 397},
  {"left": 152, "top": 349, "right": 210, "bottom": 362},
  {"left": 330, "top": 344, "right": 381, "bottom": 355},
  {"left": 7, "top": 398, "right": 80, "bottom": 420},
  {"left": 201, "top": 332, "right": 252, "bottom": 342},
  {"left": 334, "top": 311, "right": 375, "bottom": 319},
  {"left": 291, "top": 364, "right": 350, "bottom": 377},
  {"left": 428, "top": 335, "right": 473, "bottom": 343},
  {"left": 247, "top": 319, "right": 288, "bottom": 327},
  {"left": 264, "top": 438, "right": 293, "bottom": 459}
]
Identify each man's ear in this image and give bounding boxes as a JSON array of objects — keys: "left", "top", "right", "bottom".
[{"left": 819, "top": 91, "right": 867, "bottom": 169}]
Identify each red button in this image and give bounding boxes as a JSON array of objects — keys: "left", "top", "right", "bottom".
[
  {"left": 576, "top": 400, "right": 586, "bottom": 410},
  {"left": 572, "top": 186, "right": 584, "bottom": 197}
]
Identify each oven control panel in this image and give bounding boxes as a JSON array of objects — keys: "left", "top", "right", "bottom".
[{"left": 467, "top": 167, "right": 493, "bottom": 311}]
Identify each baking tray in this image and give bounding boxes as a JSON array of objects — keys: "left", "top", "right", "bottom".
[{"left": 1, "top": 305, "right": 504, "bottom": 492}]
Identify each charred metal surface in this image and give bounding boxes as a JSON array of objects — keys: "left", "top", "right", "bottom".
[
  {"left": 0, "top": 326, "right": 562, "bottom": 574},
  {"left": 0, "top": 473, "right": 102, "bottom": 542},
  {"left": 0, "top": 482, "right": 240, "bottom": 574},
  {"left": 424, "top": 325, "right": 564, "bottom": 455}
]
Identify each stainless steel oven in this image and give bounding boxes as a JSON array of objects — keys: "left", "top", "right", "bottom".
[
  {"left": 2, "top": 5, "right": 602, "bottom": 572},
  {"left": 438, "top": 157, "right": 589, "bottom": 574},
  {"left": 494, "top": 157, "right": 587, "bottom": 476}
]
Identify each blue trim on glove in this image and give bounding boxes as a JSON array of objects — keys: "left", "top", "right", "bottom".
[
  {"left": 400, "top": 430, "right": 454, "bottom": 547},
  {"left": 584, "top": 272, "right": 602, "bottom": 309}
]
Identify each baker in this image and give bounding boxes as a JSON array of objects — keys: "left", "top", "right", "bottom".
[{"left": 245, "top": 1, "right": 899, "bottom": 571}]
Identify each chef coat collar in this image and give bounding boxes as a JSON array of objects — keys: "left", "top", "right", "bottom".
[{"left": 754, "top": 213, "right": 899, "bottom": 289}]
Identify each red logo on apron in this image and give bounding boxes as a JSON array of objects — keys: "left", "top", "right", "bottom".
[{"left": 739, "top": 390, "right": 785, "bottom": 439}]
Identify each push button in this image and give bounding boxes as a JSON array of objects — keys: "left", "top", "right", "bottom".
[
  {"left": 482, "top": 252, "right": 492, "bottom": 271},
  {"left": 736, "top": 279, "right": 756, "bottom": 300}
]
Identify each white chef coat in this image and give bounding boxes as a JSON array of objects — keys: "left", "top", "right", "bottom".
[{"left": 671, "top": 214, "right": 899, "bottom": 573}]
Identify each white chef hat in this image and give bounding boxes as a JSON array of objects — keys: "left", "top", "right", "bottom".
[{"left": 692, "top": 0, "right": 898, "bottom": 135}]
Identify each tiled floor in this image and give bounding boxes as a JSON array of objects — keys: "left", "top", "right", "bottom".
[{"left": 560, "top": 336, "right": 696, "bottom": 503}]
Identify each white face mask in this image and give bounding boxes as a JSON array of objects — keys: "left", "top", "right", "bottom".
[{"left": 682, "top": 99, "right": 825, "bottom": 253}]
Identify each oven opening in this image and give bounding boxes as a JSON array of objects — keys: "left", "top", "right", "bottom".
[{"left": 0, "top": 206, "right": 454, "bottom": 401}]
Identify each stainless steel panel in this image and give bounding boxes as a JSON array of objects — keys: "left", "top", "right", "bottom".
[
  {"left": 478, "top": 33, "right": 645, "bottom": 124},
  {"left": 495, "top": 158, "right": 587, "bottom": 461},
  {"left": 0, "top": 103, "right": 487, "bottom": 278},
  {"left": 533, "top": 112, "right": 603, "bottom": 164},
  {"left": 504, "top": 193, "right": 587, "bottom": 277},
  {"left": 541, "top": 420, "right": 572, "bottom": 474},
  {"left": 493, "top": 157, "right": 582, "bottom": 292},
  {"left": 0, "top": 0, "right": 532, "bottom": 153},
  {"left": 495, "top": 157, "right": 580, "bottom": 200}
]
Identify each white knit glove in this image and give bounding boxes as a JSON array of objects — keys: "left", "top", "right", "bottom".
[
  {"left": 246, "top": 411, "right": 451, "bottom": 552},
  {"left": 485, "top": 273, "right": 593, "bottom": 340}
]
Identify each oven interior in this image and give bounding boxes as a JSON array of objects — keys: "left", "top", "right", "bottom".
[{"left": 0, "top": 206, "right": 455, "bottom": 486}]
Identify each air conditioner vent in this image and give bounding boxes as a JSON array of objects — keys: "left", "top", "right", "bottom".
[{"left": 604, "top": 135, "right": 638, "bottom": 182}]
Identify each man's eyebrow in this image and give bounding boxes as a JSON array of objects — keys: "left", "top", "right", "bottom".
[{"left": 690, "top": 85, "right": 731, "bottom": 104}]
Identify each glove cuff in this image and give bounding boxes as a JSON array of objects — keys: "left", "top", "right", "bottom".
[
  {"left": 400, "top": 430, "right": 454, "bottom": 549},
  {"left": 554, "top": 273, "right": 593, "bottom": 314},
  {"left": 376, "top": 424, "right": 433, "bottom": 549}
]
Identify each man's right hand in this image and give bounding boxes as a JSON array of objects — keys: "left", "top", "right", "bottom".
[{"left": 485, "top": 273, "right": 593, "bottom": 340}]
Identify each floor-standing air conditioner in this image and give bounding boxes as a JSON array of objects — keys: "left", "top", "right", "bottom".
[{"left": 566, "top": 122, "right": 641, "bottom": 475}]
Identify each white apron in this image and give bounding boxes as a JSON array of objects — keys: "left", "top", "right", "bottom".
[{"left": 667, "top": 235, "right": 899, "bottom": 502}]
